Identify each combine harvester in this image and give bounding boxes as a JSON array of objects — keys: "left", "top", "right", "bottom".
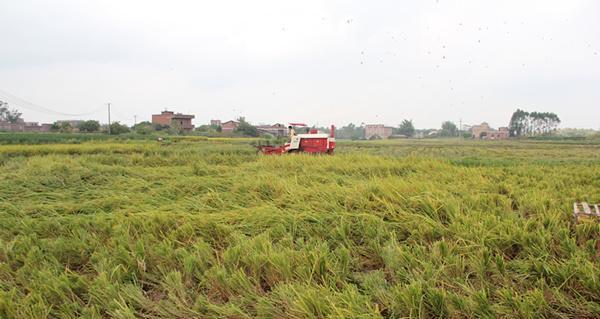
[{"left": 257, "top": 123, "right": 336, "bottom": 155}]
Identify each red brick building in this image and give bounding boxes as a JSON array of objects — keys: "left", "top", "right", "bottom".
[
  {"left": 220, "top": 120, "right": 239, "bottom": 133},
  {"left": 0, "top": 120, "right": 52, "bottom": 132},
  {"left": 490, "top": 127, "right": 510, "bottom": 139},
  {"left": 152, "top": 111, "right": 195, "bottom": 131},
  {"left": 471, "top": 122, "right": 509, "bottom": 140}
]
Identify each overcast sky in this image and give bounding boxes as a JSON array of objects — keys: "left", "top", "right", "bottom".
[{"left": 1, "top": 0, "right": 599, "bottom": 129}]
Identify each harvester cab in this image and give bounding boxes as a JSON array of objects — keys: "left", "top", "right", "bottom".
[{"left": 258, "top": 124, "right": 336, "bottom": 155}]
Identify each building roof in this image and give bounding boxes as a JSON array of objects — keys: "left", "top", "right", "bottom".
[
  {"left": 171, "top": 113, "right": 195, "bottom": 119},
  {"left": 153, "top": 110, "right": 194, "bottom": 119}
]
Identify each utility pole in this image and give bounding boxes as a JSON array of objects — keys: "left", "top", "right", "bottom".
[
  {"left": 134, "top": 115, "right": 137, "bottom": 126},
  {"left": 107, "top": 103, "right": 111, "bottom": 135}
]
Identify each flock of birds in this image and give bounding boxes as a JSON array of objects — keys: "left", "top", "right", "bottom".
[
  {"left": 272, "top": 12, "right": 598, "bottom": 116},
  {"left": 279, "top": 15, "right": 597, "bottom": 71}
]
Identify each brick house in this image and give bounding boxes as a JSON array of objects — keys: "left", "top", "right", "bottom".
[
  {"left": 220, "top": 120, "right": 239, "bottom": 133},
  {"left": 152, "top": 110, "right": 195, "bottom": 131},
  {"left": 365, "top": 124, "right": 393, "bottom": 139},
  {"left": 40, "top": 123, "right": 53, "bottom": 132},
  {"left": 0, "top": 119, "right": 52, "bottom": 132},
  {"left": 471, "top": 122, "right": 509, "bottom": 140},
  {"left": 490, "top": 127, "right": 510, "bottom": 139}
]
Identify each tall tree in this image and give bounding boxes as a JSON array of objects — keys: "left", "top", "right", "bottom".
[
  {"left": 337, "top": 123, "right": 364, "bottom": 140},
  {"left": 509, "top": 109, "right": 529, "bottom": 137},
  {"left": 0, "top": 100, "right": 23, "bottom": 123},
  {"left": 132, "top": 121, "right": 155, "bottom": 134},
  {"left": 397, "top": 119, "right": 415, "bottom": 137},
  {"left": 509, "top": 109, "right": 560, "bottom": 137},
  {"left": 440, "top": 121, "right": 458, "bottom": 137},
  {"left": 51, "top": 121, "right": 73, "bottom": 133},
  {"left": 109, "top": 122, "right": 130, "bottom": 135},
  {"left": 235, "top": 117, "right": 258, "bottom": 137},
  {"left": 77, "top": 120, "right": 101, "bottom": 132}
]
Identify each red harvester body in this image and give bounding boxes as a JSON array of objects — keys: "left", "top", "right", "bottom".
[{"left": 258, "top": 125, "right": 336, "bottom": 155}]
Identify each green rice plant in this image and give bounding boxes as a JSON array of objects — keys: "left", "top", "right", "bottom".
[{"left": 0, "top": 138, "right": 599, "bottom": 317}]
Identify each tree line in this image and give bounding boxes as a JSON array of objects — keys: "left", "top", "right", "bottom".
[
  {"left": 337, "top": 109, "right": 562, "bottom": 140},
  {"left": 0, "top": 100, "right": 23, "bottom": 123},
  {"left": 2, "top": 100, "right": 564, "bottom": 139},
  {"left": 508, "top": 109, "right": 561, "bottom": 137},
  {"left": 336, "top": 120, "right": 462, "bottom": 139},
  {"left": 49, "top": 120, "right": 130, "bottom": 135}
]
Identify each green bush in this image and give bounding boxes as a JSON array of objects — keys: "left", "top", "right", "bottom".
[{"left": 108, "top": 122, "right": 130, "bottom": 135}]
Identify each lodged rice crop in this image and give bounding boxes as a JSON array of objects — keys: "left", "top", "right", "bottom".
[{"left": 0, "top": 138, "right": 598, "bottom": 318}]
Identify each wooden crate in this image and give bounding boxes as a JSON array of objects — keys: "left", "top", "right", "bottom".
[{"left": 573, "top": 202, "right": 600, "bottom": 223}]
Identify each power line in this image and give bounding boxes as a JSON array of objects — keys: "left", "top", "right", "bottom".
[{"left": 0, "top": 89, "right": 104, "bottom": 117}]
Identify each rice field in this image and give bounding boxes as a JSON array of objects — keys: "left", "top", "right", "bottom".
[{"left": 0, "top": 138, "right": 599, "bottom": 318}]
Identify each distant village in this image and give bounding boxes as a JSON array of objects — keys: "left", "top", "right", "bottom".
[
  {"left": 0, "top": 104, "right": 565, "bottom": 140},
  {"left": 363, "top": 123, "right": 509, "bottom": 140}
]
